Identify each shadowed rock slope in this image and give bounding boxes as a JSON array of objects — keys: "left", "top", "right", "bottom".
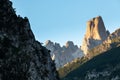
[
  {"left": 0, "top": 0, "right": 59, "bottom": 80},
  {"left": 63, "top": 46, "right": 120, "bottom": 80}
]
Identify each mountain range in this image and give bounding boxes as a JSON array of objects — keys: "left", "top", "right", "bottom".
[
  {"left": 45, "top": 16, "right": 119, "bottom": 69},
  {"left": 59, "top": 27, "right": 120, "bottom": 79},
  {"left": 59, "top": 17, "right": 120, "bottom": 79},
  {"left": 45, "top": 40, "right": 84, "bottom": 68},
  {"left": 43, "top": 15, "right": 120, "bottom": 80},
  {"left": 0, "top": 0, "right": 120, "bottom": 80}
]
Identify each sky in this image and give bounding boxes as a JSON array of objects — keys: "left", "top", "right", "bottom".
[{"left": 12, "top": 0, "right": 120, "bottom": 46}]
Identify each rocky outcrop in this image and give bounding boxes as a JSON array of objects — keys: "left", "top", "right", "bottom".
[
  {"left": 107, "top": 28, "right": 120, "bottom": 41},
  {"left": 45, "top": 40, "right": 84, "bottom": 68},
  {"left": 0, "top": 0, "right": 59, "bottom": 80},
  {"left": 81, "top": 16, "right": 109, "bottom": 54}
]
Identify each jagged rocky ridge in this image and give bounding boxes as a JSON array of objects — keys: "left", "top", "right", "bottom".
[
  {"left": 45, "top": 40, "right": 84, "bottom": 68},
  {"left": 0, "top": 0, "right": 59, "bottom": 80},
  {"left": 107, "top": 28, "right": 120, "bottom": 40},
  {"left": 81, "top": 16, "right": 109, "bottom": 54}
]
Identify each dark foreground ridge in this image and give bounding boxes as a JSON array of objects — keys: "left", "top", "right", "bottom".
[{"left": 0, "top": 0, "right": 59, "bottom": 80}]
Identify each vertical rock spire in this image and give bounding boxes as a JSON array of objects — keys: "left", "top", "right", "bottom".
[
  {"left": 85, "top": 16, "right": 107, "bottom": 40},
  {"left": 81, "top": 16, "right": 109, "bottom": 54}
]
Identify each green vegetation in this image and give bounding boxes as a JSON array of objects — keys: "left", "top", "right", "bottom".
[
  {"left": 62, "top": 46, "right": 120, "bottom": 80},
  {"left": 58, "top": 56, "right": 88, "bottom": 78}
]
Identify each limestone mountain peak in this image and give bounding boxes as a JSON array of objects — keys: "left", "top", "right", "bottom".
[
  {"left": 65, "top": 41, "right": 75, "bottom": 48},
  {"left": 45, "top": 40, "right": 53, "bottom": 45},
  {"left": 86, "top": 16, "right": 107, "bottom": 40},
  {"left": 81, "top": 16, "right": 109, "bottom": 54}
]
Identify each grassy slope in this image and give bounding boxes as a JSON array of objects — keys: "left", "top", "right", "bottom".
[{"left": 58, "top": 57, "right": 88, "bottom": 78}]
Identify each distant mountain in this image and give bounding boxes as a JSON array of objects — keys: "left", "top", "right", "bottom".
[
  {"left": 0, "top": 0, "right": 59, "bottom": 80},
  {"left": 81, "top": 16, "right": 109, "bottom": 54},
  {"left": 45, "top": 40, "right": 84, "bottom": 68},
  {"left": 63, "top": 46, "right": 120, "bottom": 80}
]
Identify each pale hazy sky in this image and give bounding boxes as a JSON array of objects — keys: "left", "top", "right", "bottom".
[{"left": 12, "top": 0, "right": 120, "bottom": 46}]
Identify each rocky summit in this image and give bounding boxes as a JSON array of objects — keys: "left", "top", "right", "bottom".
[
  {"left": 81, "top": 16, "right": 109, "bottom": 54},
  {"left": 0, "top": 0, "right": 59, "bottom": 80},
  {"left": 45, "top": 40, "right": 84, "bottom": 68}
]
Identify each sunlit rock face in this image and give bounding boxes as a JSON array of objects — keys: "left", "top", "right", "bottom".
[
  {"left": 105, "top": 28, "right": 120, "bottom": 44},
  {"left": 108, "top": 28, "right": 120, "bottom": 39},
  {"left": 81, "top": 16, "right": 109, "bottom": 54},
  {"left": 45, "top": 40, "right": 84, "bottom": 68},
  {"left": 0, "top": 0, "right": 59, "bottom": 80}
]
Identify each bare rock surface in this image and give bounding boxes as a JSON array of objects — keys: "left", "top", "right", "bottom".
[
  {"left": 45, "top": 40, "right": 84, "bottom": 68},
  {"left": 81, "top": 16, "right": 109, "bottom": 54}
]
